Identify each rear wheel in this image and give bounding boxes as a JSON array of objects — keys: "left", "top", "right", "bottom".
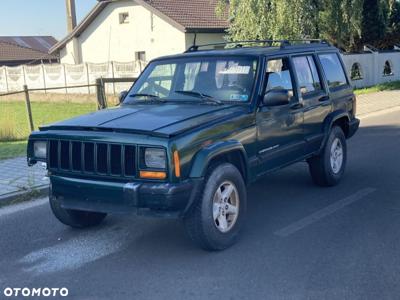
[
  {"left": 308, "top": 126, "right": 347, "bottom": 187},
  {"left": 184, "top": 163, "right": 247, "bottom": 251},
  {"left": 49, "top": 195, "right": 107, "bottom": 228}
]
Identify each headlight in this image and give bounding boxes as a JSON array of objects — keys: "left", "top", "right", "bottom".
[
  {"left": 144, "top": 148, "right": 166, "bottom": 169},
  {"left": 33, "top": 141, "right": 47, "bottom": 159}
]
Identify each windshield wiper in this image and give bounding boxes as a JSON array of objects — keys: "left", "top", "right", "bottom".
[
  {"left": 126, "top": 93, "right": 167, "bottom": 104},
  {"left": 129, "top": 93, "right": 160, "bottom": 99},
  {"left": 174, "top": 90, "right": 222, "bottom": 105}
]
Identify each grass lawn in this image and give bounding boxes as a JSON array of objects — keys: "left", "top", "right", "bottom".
[
  {"left": 0, "top": 100, "right": 97, "bottom": 160},
  {"left": 0, "top": 141, "right": 27, "bottom": 160},
  {"left": 354, "top": 80, "right": 400, "bottom": 95},
  {"left": 0, "top": 101, "right": 97, "bottom": 141}
]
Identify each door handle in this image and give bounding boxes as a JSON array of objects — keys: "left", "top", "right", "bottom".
[
  {"left": 318, "top": 95, "right": 330, "bottom": 102},
  {"left": 290, "top": 103, "right": 303, "bottom": 110}
]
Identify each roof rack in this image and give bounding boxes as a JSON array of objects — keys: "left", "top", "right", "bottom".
[{"left": 185, "top": 39, "right": 331, "bottom": 52}]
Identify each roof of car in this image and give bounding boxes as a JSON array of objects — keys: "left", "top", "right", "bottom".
[{"left": 153, "top": 42, "right": 339, "bottom": 62}]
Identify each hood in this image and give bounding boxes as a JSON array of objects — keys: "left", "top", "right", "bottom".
[{"left": 40, "top": 103, "right": 247, "bottom": 137}]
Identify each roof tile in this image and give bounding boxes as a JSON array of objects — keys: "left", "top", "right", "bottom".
[
  {"left": 0, "top": 41, "right": 58, "bottom": 63},
  {"left": 145, "top": 0, "right": 228, "bottom": 29}
]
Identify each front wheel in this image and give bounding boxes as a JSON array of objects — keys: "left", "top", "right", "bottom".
[
  {"left": 308, "top": 126, "right": 347, "bottom": 187},
  {"left": 184, "top": 163, "right": 247, "bottom": 251},
  {"left": 50, "top": 195, "right": 107, "bottom": 228}
]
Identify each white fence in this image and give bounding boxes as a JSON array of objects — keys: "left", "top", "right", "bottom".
[
  {"left": 0, "top": 61, "right": 146, "bottom": 94},
  {"left": 0, "top": 51, "right": 399, "bottom": 94}
]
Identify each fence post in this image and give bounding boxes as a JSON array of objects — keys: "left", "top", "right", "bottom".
[
  {"left": 23, "top": 85, "right": 35, "bottom": 132},
  {"left": 111, "top": 61, "right": 116, "bottom": 95},
  {"left": 96, "top": 78, "right": 106, "bottom": 110},
  {"left": 4, "top": 66, "right": 9, "bottom": 93},
  {"left": 86, "top": 63, "right": 90, "bottom": 94},
  {"left": 41, "top": 64, "right": 47, "bottom": 94},
  {"left": 22, "top": 65, "right": 27, "bottom": 86}
]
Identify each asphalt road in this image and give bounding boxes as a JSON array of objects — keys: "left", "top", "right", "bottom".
[{"left": 1, "top": 110, "right": 399, "bottom": 300}]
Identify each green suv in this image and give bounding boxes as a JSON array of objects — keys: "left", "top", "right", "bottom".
[{"left": 27, "top": 40, "right": 359, "bottom": 251}]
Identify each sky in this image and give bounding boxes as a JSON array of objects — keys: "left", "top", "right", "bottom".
[{"left": 0, "top": 0, "right": 98, "bottom": 40}]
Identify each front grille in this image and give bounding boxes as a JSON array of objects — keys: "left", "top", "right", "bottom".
[{"left": 48, "top": 140, "right": 137, "bottom": 178}]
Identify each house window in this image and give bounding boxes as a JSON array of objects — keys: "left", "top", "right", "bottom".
[
  {"left": 119, "top": 12, "right": 129, "bottom": 24},
  {"left": 135, "top": 51, "right": 146, "bottom": 61}
]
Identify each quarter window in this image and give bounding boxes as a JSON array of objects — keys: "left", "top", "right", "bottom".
[
  {"left": 265, "top": 58, "right": 294, "bottom": 98},
  {"left": 292, "top": 56, "right": 322, "bottom": 95},
  {"left": 318, "top": 53, "right": 348, "bottom": 88}
]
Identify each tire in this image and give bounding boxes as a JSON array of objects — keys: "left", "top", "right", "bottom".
[
  {"left": 184, "top": 163, "right": 247, "bottom": 251},
  {"left": 49, "top": 195, "right": 107, "bottom": 228},
  {"left": 308, "top": 126, "right": 347, "bottom": 187}
]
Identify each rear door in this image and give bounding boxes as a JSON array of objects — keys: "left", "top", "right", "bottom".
[
  {"left": 317, "top": 52, "right": 355, "bottom": 118},
  {"left": 291, "top": 54, "right": 332, "bottom": 154},
  {"left": 256, "top": 56, "right": 305, "bottom": 174}
]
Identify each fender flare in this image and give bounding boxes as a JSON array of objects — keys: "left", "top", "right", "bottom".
[
  {"left": 319, "top": 110, "right": 350, "bottom": 152},
  {"left": 189, "top": 140, "right": 249, "bottom": 178}
]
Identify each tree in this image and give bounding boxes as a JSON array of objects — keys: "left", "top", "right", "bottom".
[
  {"left": 217, "top": 0, "right": 399, "bottom": 51},
  {"left": 216, "top": 0, "right": 320, "bottom": 42},
  {"left": 319, "top": 0, "right": 363, "bottom": 51},
  {"left": 361, "top": 0, "right": 386, "bottom": 46},
  {"left": 388, "top": 0, "right": 400, "bottom": 33}
]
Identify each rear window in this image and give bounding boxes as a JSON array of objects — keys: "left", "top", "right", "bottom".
[{"left": 318, "top": 53, "right": 348, "bottom": 89}]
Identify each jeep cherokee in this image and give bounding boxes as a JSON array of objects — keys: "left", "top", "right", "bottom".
[{"left": 27, "top": 40, "right": 360, "bottom": 251}]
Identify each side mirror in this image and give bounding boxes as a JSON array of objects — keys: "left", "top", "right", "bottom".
[
  {"left": 119, "top": 90, "right": 128, "bottom": 104},
  {"left": 263, "top": 89, "right": 290, "bottom": 107}
]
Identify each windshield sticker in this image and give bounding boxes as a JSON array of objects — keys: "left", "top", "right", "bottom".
[
  {"left": 219, "top": 66, "right": 251, "bottom": 75},
  {"left": 230, "top": 94, "right": 249, "bottom": 101}
]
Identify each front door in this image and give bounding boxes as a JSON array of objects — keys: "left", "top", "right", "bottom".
[{"left": 256, "top": 57, "right": 305, "bottom": 175}]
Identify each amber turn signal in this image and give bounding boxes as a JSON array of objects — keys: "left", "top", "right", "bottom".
[
  {"left": 139, "top": 171, "right": 167, "bottom": 179},
  {"left": 173, "top": 150, "right": 181, "bottom": 178}
]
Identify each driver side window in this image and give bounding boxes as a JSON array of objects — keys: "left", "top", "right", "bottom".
[{"left": 265, "top": 58, "right": 294, "bottom": 99}]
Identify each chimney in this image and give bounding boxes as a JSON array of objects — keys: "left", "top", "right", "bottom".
[{"left": 65, "top": 0, "right": 77, "bottom": 33}]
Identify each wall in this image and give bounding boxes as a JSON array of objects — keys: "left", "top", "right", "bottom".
[
  {"left": 341, "top": 52, "right": 400, "bottom": 88},
  {"left": 60, "top": 0, "right": 187, "bottom": 64}
]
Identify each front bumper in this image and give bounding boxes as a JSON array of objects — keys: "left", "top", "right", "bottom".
[
  {"left": 50, "top": 175, "right": 202, "bottom": 218},
  {"left": 348, "top": 118, "right": 360, "bottom": 138}
]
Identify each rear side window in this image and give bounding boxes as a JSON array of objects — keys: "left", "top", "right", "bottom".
[
  {"left": 318, "top": 53, "right": 348, "bottom": 88},
  {"left": 292, "top": 56, "right": 322, "bottom": 95}
]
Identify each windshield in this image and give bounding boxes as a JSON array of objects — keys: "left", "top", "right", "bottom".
[{"left": 127, "top": 56, "right": 258, "bottom": 103}]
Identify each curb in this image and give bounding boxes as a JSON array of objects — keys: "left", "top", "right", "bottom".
[{"left": 0, "top": 184, "right": 49, "bottom": 207}]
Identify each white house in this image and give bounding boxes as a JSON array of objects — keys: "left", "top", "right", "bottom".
[{"left": 50, "top": 0, "right": 228, "bottom": 64}]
